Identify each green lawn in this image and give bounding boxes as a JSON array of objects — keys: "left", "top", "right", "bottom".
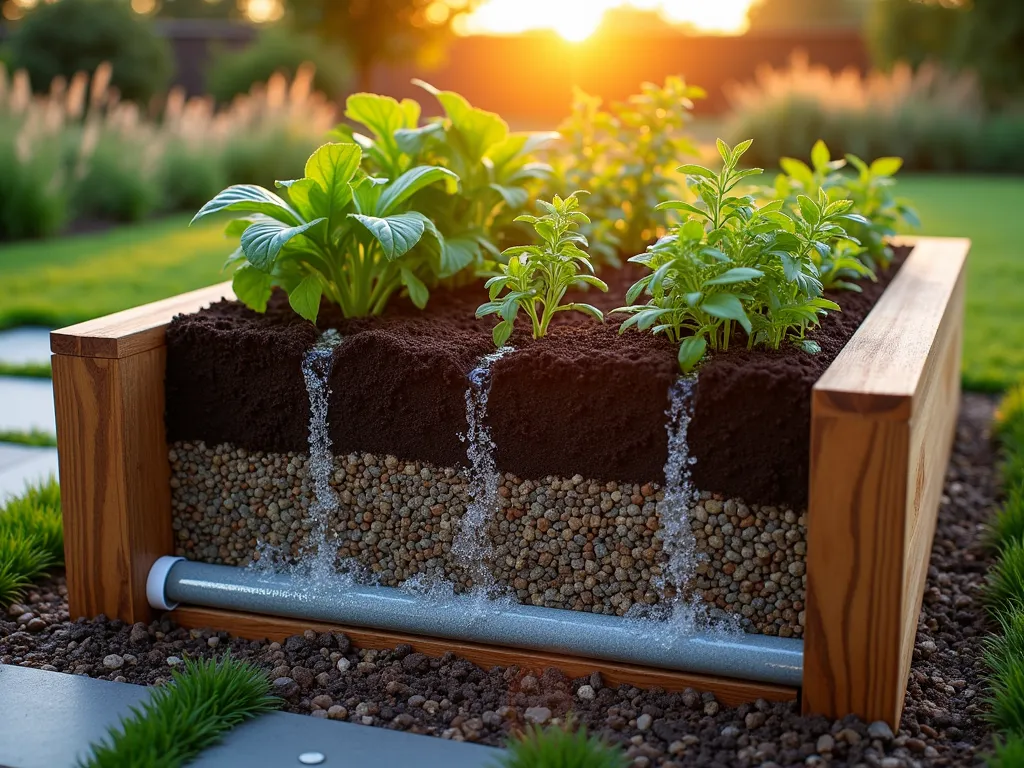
[
  {"left": 897, "top": 176, "right": 1024, "bottom": 391},
  {"left": 0, "top": 215, "right": 229, "bottom": 330},
  {"left": 0, "top": 177, "right": 1021, "bottom": 389}
]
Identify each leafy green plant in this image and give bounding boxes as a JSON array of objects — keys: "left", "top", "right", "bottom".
[
  {"left": 331, "top": 85, "right": 555, "bottom": 280},
  {"left": 0, "top": 428, "right": 57, "bottom": 447},
  {"left": 194, "top": 141, "right": 459, "bottom": 322},
  {"left": 477, "top": 192, "right": 607, "bottom": 347},
  {"left": 0, "top": 476, "right": 61, "bottom": 607},
  {"left": 989, "top": 733, "right": 1024, "bottom": 768},
  {"left": 987, "top": 538, "right": 1024, "bottom": 618},
  {"left": 616, "top": 139, "right": 852, "bottom": 372},
  {"left": 493, "top": 722, "right": 628, "bottom": 768},
  {"left": 80, "top": 655, "right": 279, "bottom": 768},
  {"left": 551, "top": 77, "right": 706, "bottom": 264},
  {"left": 989, "top": 484, "right": 1024, "bottom": 552},
  {"left": 771, "top": 139, "right": 918, "bottom": 274}
]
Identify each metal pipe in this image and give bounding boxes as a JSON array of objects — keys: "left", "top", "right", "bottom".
[{"left": 152, "top": 557, "right": 803, "bottom": 686}]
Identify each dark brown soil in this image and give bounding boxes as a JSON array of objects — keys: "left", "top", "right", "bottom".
[
  {"left": 1, "top": 394, "right": 997, "bottom": 766},
  {"left": 166, "top": 248, "right": 909, "bottom": 508}
]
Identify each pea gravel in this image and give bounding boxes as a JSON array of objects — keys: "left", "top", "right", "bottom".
[
  {"left": 169, "top": 443, "right": 805, "bottom": 635},
  {"left": 1, "top": 394, "right": 996, "bottom": 766}
]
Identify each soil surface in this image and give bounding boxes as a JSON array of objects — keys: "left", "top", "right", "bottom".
[
  {"left": 2, "top": 394, "right": 994, "bottom": 767},
  {"left": 166, "top": 248, "right": 909, "bottom": 510}
]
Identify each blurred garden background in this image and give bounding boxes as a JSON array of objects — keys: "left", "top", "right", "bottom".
[{"left": 0, "top": 0, "right": 1021, "bottom": 467}]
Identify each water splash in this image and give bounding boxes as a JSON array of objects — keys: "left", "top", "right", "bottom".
[
  {"left": 298, "top": 328, "right": 344, "bottom": 581},
  {"left": 660, "top": 375, "right": 700, "bottom": 599},
  {"left": 453, "top": 347, "right": 514, "bottom": 596}
]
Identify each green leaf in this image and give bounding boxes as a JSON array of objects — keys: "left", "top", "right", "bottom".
[
  {"left": 400, "top": 268, "right": 429, "bottom": 309},
  {"left": 489, "top": 183, "right": 530, "bottom": 209},
  {"left": 700, "top": 293, "right": 752, "bottom": 333},
  {"left": 231, "top": 264, "right": 274, "bottom": 313},
  {"left": 192, "top": 185, "right": 301, "bottom": 227},
  {"left": 795, "top": 339, "right": 821, "bottom": 354},
  {"left": 279, "top": 178, "right": 321, "bottom": 222},
  {"left": 780, "top": 157, "right": 814, "bottom": 188},
  {"left": 870, "top": 157, "right": 903, "bottom": 177},
  {"left": 349, "top": 212, "right": 427, "bottom": 260},
  {"left": 676, "top": 164, "right": 716, "bottom": 179},
  {"left": 704, "top": 267, "right": 763, "bottom": 286},
  {"left": 240, "top": 218, "right": 326, "bottom": 272},
  {"left": 810, "top": 140, "right": 830, "bottom": 171},
  {"left": 565, "top": 303, "right": 604, "bottom": 322},
  {"left": 797, "top": 194, "right": 820, "bottom": 225},
  {"left": 304, "top": 143, "right": 362, "bottom": 230},
  {"left": 656, "top": 200, "right": 709, "bottom": 219},
  {"left": 345, "top": 93, "right": 416, "bottom": 139},
  {"left": 492, "top": 319, "right": 513, "bottom": 348},
  {"left": 377, "top": 166, "right": 458, "bottom": 216},
  {"left": 350, "top": 175, "right": 386, "bottom": 216},
  {"left": 416, "top": 80, "right": 509, "bottom": 163},
  {"left": 678, "top": 336, "right": 707, "bottom": 372},
  {"left": 575, "top": 275, "right": 609, "bottom": 291},
  {"left": 394, "top": 122, "right": 444, "bottom": 156},
  {"left": 288, "top": 274, "right": 322, "bottom": 323},
  {"left": 441, "top": 235, "right": 480, "bottom": 276}
]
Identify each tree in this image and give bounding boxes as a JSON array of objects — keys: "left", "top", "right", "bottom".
[
  {"left": 287, "top": 0, "right": 482, "bottom": 92},
  {"left": 868, "top": 0, "right": 1024, "bottom": 106},
  {"left": 746, "top": 0, "right": 867, "bottom": 30},
  {"left": 8, "top": 0, "right": 173, "bottom": 102}
]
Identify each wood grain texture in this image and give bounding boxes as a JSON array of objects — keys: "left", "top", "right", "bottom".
[
  {"left": 171, "top": 606, "right": 797, "bottom": 706},
  {"left": 50, "top": 282, "right": 234, "bottom": 359},
  {"left": 53, "top": 350, "right": 173, "bottom": 623},
  {"left": 803, "top": 237, "right": 968, "bottom": 727}
]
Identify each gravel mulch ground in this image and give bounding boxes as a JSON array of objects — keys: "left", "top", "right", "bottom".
[{"left": 0, "top": 395, "right": 998, "bottom": 767}]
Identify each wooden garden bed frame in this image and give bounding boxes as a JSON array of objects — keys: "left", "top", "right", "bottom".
[{"left": 50, "top": 236, "right": 969, "bottom": 726}]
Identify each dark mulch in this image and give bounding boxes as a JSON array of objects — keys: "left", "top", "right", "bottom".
[
  {"left": 164, "top": 248, "right": 910, "bottom": 509},
  {"left": 0, "top": 393, "right": 996, "bottom": 767}
]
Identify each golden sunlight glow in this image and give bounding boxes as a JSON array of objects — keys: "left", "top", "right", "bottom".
[
  {"left": 461, "top": 0, "right": 754, "bottom": 40},
  {"left": 240, "top": 0, "right": 284, "bottom": 23},
  {"left": 130, "top": 0, "right": 157, "bottom": 14}
]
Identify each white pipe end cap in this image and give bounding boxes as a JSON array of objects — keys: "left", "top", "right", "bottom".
[{"left": 147, "top": 555, "right": 185, "bottom": 611}]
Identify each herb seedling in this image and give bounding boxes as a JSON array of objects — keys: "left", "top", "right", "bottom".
[
  {"left": 477, "top": 192, "right": 607, "bottom": 347},
  {"left": 773, "top": 139, "right": 918, "bottom": 272},
  {"left": 617, "top": 139, "right": 850, "bottom": 372},
  {"left": 194, "top": 141, "right": 458, "bottom": 322}
]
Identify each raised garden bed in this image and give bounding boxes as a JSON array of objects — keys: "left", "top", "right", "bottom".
[{"left": 50, "top": 234, "right": 967, "bottom": 727}]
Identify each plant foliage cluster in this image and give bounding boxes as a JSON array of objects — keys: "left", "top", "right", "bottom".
[
  {"left": 983, "top": 382, "right": 1024, "bottom": 761},
  {"left": 477, "top": 192, "right": 607, "bottom": 346},
  {"left": 615, "top": 139, "right": 864, "bottom": 372},
  {"left": 0, "top": 63, "right": 334, "bottom": 241},
  {"left": 80, "top": 655, "right": 280, "bottom": 768},
  {"left": 202, "top": 85, "right": 554, "bottom": 322},
  {"left": 494, "top": 722, "right": 628, "bottom": 768},
  {"left": 0, "top": 477, "right": 62, "bottom": 608},
  {"left": 551, "top": 77, "right": 706, "bottom": 265}
]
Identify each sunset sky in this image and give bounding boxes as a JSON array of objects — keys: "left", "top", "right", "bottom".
[{"left": 460, "top": 0, "right": 756, "bottom": 40}]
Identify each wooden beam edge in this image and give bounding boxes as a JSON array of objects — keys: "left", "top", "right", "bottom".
[
  {"left": 170, "top": 606, "right": 798, "bottom": 707},
  {"left": 50, "top": 281, "right": 235, "bottom": 359},
  {"left": 813, "top": 237, "right": 970, "bottom": 421}
]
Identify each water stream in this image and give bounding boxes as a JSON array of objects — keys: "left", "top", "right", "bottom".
[
  {"left": 451, "top": 347, "right": 515, "bottom": 597},
  {"left": 297, "top": 329, "right": 345, "bottom": 581}
]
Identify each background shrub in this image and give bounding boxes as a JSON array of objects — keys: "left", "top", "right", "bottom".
[
  {"left": 725, "top": 54, "right": 1024, "bottom": 172},
  {"left": 7, "top": 0, "right": 173, "bottom": 104},
  {"left": 205, "top": 28, "right": 351, "bottom": 104}
]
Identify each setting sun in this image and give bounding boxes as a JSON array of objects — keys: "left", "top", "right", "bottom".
[{"left": 460, "top": 0, "right": 755, "bottom": 40}]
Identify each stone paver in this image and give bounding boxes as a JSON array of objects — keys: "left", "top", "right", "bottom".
[
  {"left": 0, "top": 327, "right": 50, "bottom": 365},
  {"left": 0, "top": 664, "right": 499, "bottom": 768},
  {"left": 0, "top": 377, "right": 55, "bottom": 434},
  {"left": 0, "top": 444, "right": 58, "bottom": 498}
]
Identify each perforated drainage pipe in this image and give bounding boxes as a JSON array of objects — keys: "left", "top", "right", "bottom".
[{"left": 149, "top": 557, "right": 803, "bottom": 686}]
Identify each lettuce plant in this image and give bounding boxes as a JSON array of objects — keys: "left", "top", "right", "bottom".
[
  {"left": 331, "top": 83, "right": 556, "bottom": 279},
  {"left": 617, "top": 139, "right": 854, "bottom": 372},
  {"left": 772, "top": 140, "right": 919, "bottom": 272},
  {"left": 193, "top": 142, "right": 458, "bottom": 322},
  {"left": 477, "top": 192, "right": 607, "bottom": 347},
  {"left": 551, "top": 77, "right": 706, "bottom": 265}
]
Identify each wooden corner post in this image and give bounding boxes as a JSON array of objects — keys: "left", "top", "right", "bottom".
[
  {"left": 51, "top": 283, "right": 234, "bottom": 624},
  {"left": 803, "top": 238, "right": 969, "bottom": 727}
]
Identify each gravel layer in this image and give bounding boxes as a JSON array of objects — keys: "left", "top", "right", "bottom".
[
  {"left": 169, "top": 442, "right": 804, "bottom": 635},
  {"left": 2, "top": 395, "right": 995, "bottom": 766}
]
